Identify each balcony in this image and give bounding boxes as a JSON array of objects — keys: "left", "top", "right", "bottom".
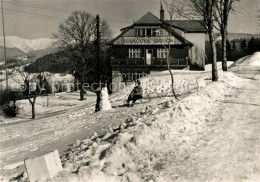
[
  {"left": 111, "top": 58, "right": 188, "bottom": 67},
  {"left": 111, "top": 58, "right": 145, "bottom": 66}
]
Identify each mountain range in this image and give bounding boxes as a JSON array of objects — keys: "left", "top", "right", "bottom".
[
  {"left": 0, "top": 36, "right": 58, "bottom": 53},
  {"left": 1, "top": 33, "right": 259, "bottom": 60},
  {"left": 0, "top": 36, "right": 59, "bottom": 60}
]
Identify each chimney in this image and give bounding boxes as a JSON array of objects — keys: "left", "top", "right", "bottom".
[{"left": 160, "top": 0, "right": 164, "bottom": 21}]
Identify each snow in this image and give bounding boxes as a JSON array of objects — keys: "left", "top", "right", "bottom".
[
  {"left": 231, "top": 52, "right": 260, "bottom": 67},
  {"left": 0, "top": 69, "right": 74, "bottom": 91},
  {"left": 205, "top": 61, "right": 234, "bottom": 71},
  {"left": 0, "top": 36, "right": 58, "bottom": 53},
  {"left": 99, "top": 87, "right": 112, "bottom": 111},
  {"left": 1, "top": 54, "right": 260, "bottom": 181},
  {"left": 0, "top": 71, "right": 80, "bottom": 122},
  {"left": 47, "top": 71, "right": 240, "bottom": 182},
  {"left": 229, "top": 52, "right": 260, "bottom": 80}
]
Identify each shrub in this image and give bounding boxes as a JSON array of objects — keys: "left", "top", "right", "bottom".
[
  {"left": 2, "top": 101, "right": 19, "bottom": 117},
  {"left": 0, "top": 89, "right": 22, "bottom": 117}
]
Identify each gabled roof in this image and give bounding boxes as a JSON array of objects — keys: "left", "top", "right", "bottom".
[
  {"left": 165, "top": 20, "right": 206, "bottom": 33},
  {"left": 108, "top": 25, "right": 193, "bottom": 46},
  {"left": 134, "top": 12, "right": 163, "bottom": 25},
  {"left": 109, "top": 12, "right": 205, "bottom": 46}
]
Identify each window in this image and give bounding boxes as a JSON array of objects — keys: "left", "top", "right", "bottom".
[
  {"left": 129, "top": 49, "right": 142, "bottom": 58},
  {"left": 157, "top": 48, "right": 168, "bottom": 58},
  {"left": 136, "top": 28, "right": 161, "bottom": 37},
  {"left": 146, "top": 29, "right": 152, "bottom": 36},
  {"left": 152, "top": 29, "right": 160, "bottom": 36},
  {"left": 137, "top": 29, "right": 144, "bottom": 37}
]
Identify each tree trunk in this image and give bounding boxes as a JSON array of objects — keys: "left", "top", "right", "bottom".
[
  {"left": 79, "top": 81, "right": 84, "bottom": 100},
  {"left": 32, "top": 102, "right": 35, "bottom": 119},
  {"left": 167, "top": 49, "right": 178, "bottom": 100},
  {"left": 222, "top": 0, "right": 229, "bottom": 71},
  {"left": 168, "top": 68, "right": 178, "bottom": 99},
  {"left": 209, "top": 31, "right": 218, "bottom": 81},
  {"left": 221, "top": 27, "right": 228, "bottom": 71},
  {"left": 80, "top": 89, "right": 84, "bottom": 100},
  {"left": 29, "top": 96, "right": 36, "bottom": 119},
  {"left": 167, "top": 15, "right": 178, "bottom": 100}
]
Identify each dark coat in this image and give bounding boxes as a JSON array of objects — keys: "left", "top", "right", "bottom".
[{"left": 130, "top": 86, "right": 143, "bottom": 97}]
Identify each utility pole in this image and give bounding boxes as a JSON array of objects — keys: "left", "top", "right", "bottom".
[
  {"left": 95, "top": 14, "right": 101, "bottom": 112},
  {"left": 96, "top": 14, "right": 100, "bottom": 85},
  {"left": 1, "top": 0, "right": 8, "bottom": 90}
]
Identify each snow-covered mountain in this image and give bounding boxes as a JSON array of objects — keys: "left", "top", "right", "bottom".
[{"left": 0, "top": 36, "right": 58, "bottom": 53}]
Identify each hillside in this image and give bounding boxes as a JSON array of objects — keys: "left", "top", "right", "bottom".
[
  {"left": 24, "top": 51, "right": 75, "bottom": 74},
  {"left": 0, "top": 47, "right": 25, "bottom": 60},
  {"left": 0, "top": 36, "right": 58, "bottom": 54},
  {"left": 205, "top": 33, "right": 260, "bottom": 41},
  {"left": 227, "top": 33, "right": 260, "bottom": 40}
]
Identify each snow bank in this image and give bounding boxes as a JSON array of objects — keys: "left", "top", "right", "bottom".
[
  {"left": 19, "top": 72, "right": 238, "bottom": 182},
  {"left": 232, "top": 52, "right": 260, "bottom": 67},
  {"left": 205, "top": 61, "right": 234, "bottom": 71},
  {"left": 111, "top": 70, "right": 203, "bottom": 103},
  {"left": 229, "top": 52, "right": 260, "bottom": 73}
]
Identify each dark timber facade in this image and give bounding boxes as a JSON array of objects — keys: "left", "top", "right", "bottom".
[{"left": 109, "top": 6, "right": 206, "bottom": 88}]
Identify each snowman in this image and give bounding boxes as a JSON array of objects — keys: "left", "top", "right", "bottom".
[{"left": 99, "top": 87, "right": 112, "bottom": 111}]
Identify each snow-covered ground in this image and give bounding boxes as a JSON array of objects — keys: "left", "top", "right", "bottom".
[
  {"left": 48, "top": 72, "right": 248, "bottom": 182},
  {"left": 230, "top": 52, "right": 260, "bottom": 67},
  {"left": 0, "top": 69, "right": 74, "bottom": 90},
  {"left": 229, "top": 52, "right": 260, "bottom": 80},
  {"left": 1, "top": 54, "right": 260, "bottom": 181},
  {"left": 0, "top": 71, "right": 83, "bottom": 123}
]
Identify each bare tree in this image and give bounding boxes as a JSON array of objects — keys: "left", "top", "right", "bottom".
[
  {"left": 166, "top": 0, "right": 218, "bottom": 81},
  {"left": 53, "top": 11, "right": 111, "bottom": 100},
  {"left": 14, "top": 67, "right": 38, "bottom": 119},
  {"left": 162, "top": 0, "right": 179, "bottom": 99},
  {"left": 214, "top": 0, "right": 240, "bottom": 71}
]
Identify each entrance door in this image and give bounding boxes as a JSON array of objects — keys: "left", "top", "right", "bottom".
[{"left": 146, "top": 49, "right": 152, "bottom": 65}]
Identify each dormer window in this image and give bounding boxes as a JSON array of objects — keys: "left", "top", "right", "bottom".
[
  {"left": 136, "top": 29, "right": 145, "bottom": 37},
  {"left": 136, "top": 28, "right": 160, "bottom": 37},
  {"left": 146, "top": 29, "right": 152, "bottom": 36},
  {"left": 153, "top": 29, "right": 160, "bottom": 36}
]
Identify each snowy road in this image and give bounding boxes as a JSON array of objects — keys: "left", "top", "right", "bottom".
[
  {"left": 180, "top": 69, "right": 260, "bottom": 181},
  {"left": 0, "top": 94, "right": 161, "bottom": 177}
]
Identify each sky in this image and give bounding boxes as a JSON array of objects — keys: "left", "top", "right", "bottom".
[{"left": 0, "top": 0, "right": 259, "bottom": 40}]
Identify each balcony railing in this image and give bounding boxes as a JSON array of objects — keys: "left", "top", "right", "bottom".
[
  {"left": 111, "top": 58, "right": 146, "bottom": 66},
  {"left": 112, "top": 58, "right": 188, "bottom": 66}
]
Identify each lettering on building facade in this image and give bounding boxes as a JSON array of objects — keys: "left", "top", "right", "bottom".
[{"left": 114, "top": 37, "right": 181, "bottom": 45}]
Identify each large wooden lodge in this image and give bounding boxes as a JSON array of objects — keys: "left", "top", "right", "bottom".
[{"left": 108, "top": 5, "right": 206, "bottom": 87}]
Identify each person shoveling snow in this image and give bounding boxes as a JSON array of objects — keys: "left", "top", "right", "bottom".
[{"left": 126, "top": 80, "right": 143, "bottom": 107}]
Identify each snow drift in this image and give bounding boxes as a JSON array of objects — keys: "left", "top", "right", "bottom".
[{"left": 230, "top": 52, "right": 260, "bottom": 68}]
